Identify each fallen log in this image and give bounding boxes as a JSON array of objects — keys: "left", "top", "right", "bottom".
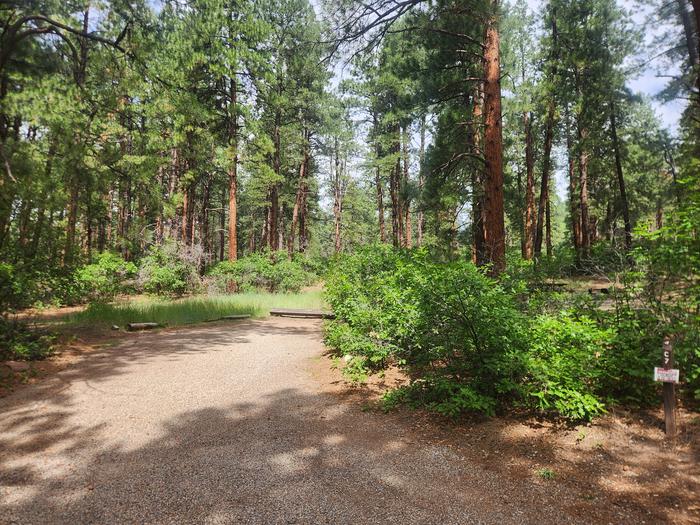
[
  {"left": 204, "top": 314, "right": 252, "bottom": 322},
  {"left": 126, "top": 322, "right": 160, "bottom": 331},
  {"left": 269, "top": 309, "right": 335, "bottom": 320}
]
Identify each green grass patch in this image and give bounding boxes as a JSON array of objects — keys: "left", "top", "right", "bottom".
[{"left": 65, "top": 290, "right": 326, "bottom": 328}]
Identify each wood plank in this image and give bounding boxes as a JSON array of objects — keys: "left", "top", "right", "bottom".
[
  {"left": 126, "top": 322, "right": 161, "bottom": 331},
  {"left": 203, "top": 314, "right": 252, "bottom": 323},
  {"left": 269, "top": 309, "right": 335, "bottom": 320}
]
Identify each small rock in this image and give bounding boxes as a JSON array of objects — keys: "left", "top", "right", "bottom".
[{"left": 111, "top": 325, "right": 120, "bottom": 331}]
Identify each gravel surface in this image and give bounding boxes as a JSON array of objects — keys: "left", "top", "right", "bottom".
[{"left": 0, "top": 318, "right": 645, "bottom": 524}]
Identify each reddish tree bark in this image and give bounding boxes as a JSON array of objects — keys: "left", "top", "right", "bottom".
[
  {"left": 289, "top": 130, "right": 309, "bottom": 256},
  {"left": 470, "top": 87, "right": 487, "bottom": 266},
  {"left": 228, "top": 76, "right": 239, "bottom": 261},
  {"left": 534, "top": 100, "right": 555, "bottom": 259},
  {"left": 482, "top": 3, "right": 506, "bottom": 275},
  {"left": 522, "top": 110, "right": 536, "bottom": 259}
]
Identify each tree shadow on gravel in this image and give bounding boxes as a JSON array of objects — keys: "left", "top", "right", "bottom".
[
  {"left": 1, "top": 387, "right": 677, "bottom": 525},
  {"left": 1, "top": 317, "right": 696, "bottom": 524}
]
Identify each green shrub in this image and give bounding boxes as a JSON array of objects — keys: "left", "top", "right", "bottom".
[
  {"left": 0, "top": 317, "right": 55, "bottom": 361},
  {"left": 324, "top": 245, "right": 671, "bottom": 422},
  {"left": 210, "top": 251, "right": 316, "bottom": 293},
  {"left": 325, "top": 246, "right": 528, "bottom": 417},
  {"left": 526, "top": 313, "right": 612, "bottom": 420},
  {"left": 75, "top": 252, "right": 137, "bottom": 302},
  {"left": 138, "top": 242, "right": 201, "bottom": 297},
  {"left": 0, "top": 263, "right": 21, "bottom": 312},
  {"left": 0, "top": 262, "right": 84, "bottom": 311}
]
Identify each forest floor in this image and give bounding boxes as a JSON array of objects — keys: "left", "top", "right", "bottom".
[{"left": 1, "top": 317, "right": 698, "bottom": 524}]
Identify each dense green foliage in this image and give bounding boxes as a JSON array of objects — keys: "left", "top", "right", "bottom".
[
  {"left": 75, "top": 252, "right": 137, "bottom": 302},
  {"left": 0, "top": 317, "right": 55, "bottom": 361},
  {"left": 325, "top": 246, "right": 682, "bottom": 421},
  {"left": 211, "top": 251, "right": 316, "bottom": 293}
]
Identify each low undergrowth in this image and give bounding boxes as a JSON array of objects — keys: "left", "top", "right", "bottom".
[
  {"left": 324, "top": 245, "right": 687, "bottom": 422},
  {"left": 0, "top": 317, "right": 55, "bottom": 362}
]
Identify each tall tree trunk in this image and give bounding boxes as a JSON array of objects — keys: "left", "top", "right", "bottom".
[
  {"left": 299, "top": 174, "right": 309, "bottom": 253},
  {"left": 389, "top": 137, "right": 401, "bottom": 248},
  {"left": 565, "top": 106, "right": 581, "bottom": 257},
  {"left": 577, "top": 125, "right": 591, "bottom": 261},
  {"left": 64, "top": 5, "right": 91, "bottom": 266},
  {"left": 471, "top": 87, "right": 487, "bottom": 266},
  {"left": 417, "top": 115, "right": 425, "bottom": 246},
  {"left": 200, "top": 173, "right": 212, "bottom": 259},
  {"left": 545, "top": 196, "right": 552, "bottom": 257},
  {"left": 482, "top": 2, "right": 506, "bottom": 275},
  {"left": 679, "top": 0, "right": 700, "bottom": 66},
  {"left": 535, "top": 100, "right": 555, "bottom": 259},
  {"left": 30, "top": 141, "right": 56, "bottom": 257},
  {"left": 181, "top": 182, "right": 190, "bottom": 245},
  {"left": 610, "top": 99, "right": 632, "bottom": 252},
  {"left": 522, "top": 110, "right": 536, "bottom": 259},
  {"left": 692, "top": 0, "right": 700, "bottom": 92},
  {"left": 401, "top": 125, "right": 411, "bottom": 248},
  {"left": 333, "top": 138, "right": 343, "bottom": 254},
  {"left": 63, "top": 181, "right": 79, "bottom": 266},
  {"left": 270, "top": 98, "right": 282, "bottom": 251},
  {"left": 228, "top": 76, "right": 239, "bottom": 261},
  {"left": 289, "top": 130, "right": 309, "bottom": 256},
  {"left": 219, "top": 188, "right": 226, "bottom": 262}
]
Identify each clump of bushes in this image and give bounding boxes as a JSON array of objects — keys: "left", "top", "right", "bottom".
[
  {"left": 75, "top": 252, "right": 137, "bottom": 302},
  {"left": 324, "top": 245, "right": 664, "bottom": 422},
  {"left": 210, "top": 251, "right": 316, "bottom": 293},
  {"left": 0, "top": 317, "right": 55, "bottom": 361},
  {"left": 137, "top": 242, "right": 203, "bottom": 297},
  {"left": 0, "top": 262, "right": 83, "bottom": 310}
]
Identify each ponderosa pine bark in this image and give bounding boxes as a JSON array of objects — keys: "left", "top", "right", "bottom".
[
  {"left": 470, "top": 87, "right": 487, "bottom": 266},
  {"left": 610, "top": 99, "right": 632, "bottom": 252},
  {"left": 522, "top": 109, "right": 535, "bottom": 259},
  {"left": 482, "top": 4, "right": 506, "bottom": 275},
  {"left": 373, "top": 114, "right": 386, "bottom": 243},
  {"left": 228, "top": 76, "right": 238, "bottom": 261},
  {"left": 402, "top": 125, "right": 412, "bottom": 248},
  {"left": 289, "top": 129, "right": 309, "bottom": 256},
  {"left": 270, "top": 101, "right": 281, "bottom": 251},
  {"left": 389, "top": 131, "right": 401, "bottom": 248},
  {"left": 417, "top": 115, "right": 425, "bottom": 246},
  {"left": 63, "top": 5, "right": 91, "bottom": 266},
  {"left": 577, "top": 123, "right": 591, "bottom": 260},
  {"left": 534, "top": 100, "right": 555, "bottom": 259}
]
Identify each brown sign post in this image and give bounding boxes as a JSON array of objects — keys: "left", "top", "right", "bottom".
[{"left": 659, "top": 338, "right": 677, "bottom": 437}]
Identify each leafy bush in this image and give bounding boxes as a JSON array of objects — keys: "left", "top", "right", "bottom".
[
  {"left": 325, "top": 246, "right": 528, "bottom": 416},
  {"left": 75, "top": 252, "right": 137, "bottom": 302},
  {"left": 526, "top": 314, "right": 612, "bottom": 420},
  {"left": 210, "top": 251, "right": 316, "bottom": 293},
  {"left": 0, "top": 262, "right": 84, "bottom": 311},
  {"left": 0, "top": 317, "right": 55, "bottom": 361},
  {"left": 324, "top": 246, "right": 675, "bottom": 422},
  {"left": 0, "top": 263, "right": 21, "bottom": 313},
  {"left": 138, "top": 242, "right": 202, "bottom": 297}
]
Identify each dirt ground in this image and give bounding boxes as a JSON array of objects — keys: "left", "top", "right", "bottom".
[
  {"left": 1, "top": 318, "right": 698, "bottom": 524},
  {"left": 311, "top": 361, "right": 700, "bottom": 524}
]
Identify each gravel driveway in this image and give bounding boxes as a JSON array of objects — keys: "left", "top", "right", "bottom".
[{"left": 0, "top": 318, "right": 643, "bottom": 524}]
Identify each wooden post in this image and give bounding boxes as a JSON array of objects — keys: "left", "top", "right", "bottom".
[{"left": 662, "top": 337, "right": 677, "bottom": 437}]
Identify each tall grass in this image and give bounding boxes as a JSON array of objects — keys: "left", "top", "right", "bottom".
[{"left": 65, "top": 290, "right": 326, "bottom": 328}]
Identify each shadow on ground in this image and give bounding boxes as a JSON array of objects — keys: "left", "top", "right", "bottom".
[{"left": 0, "top": 319, "right": 697, "bottom": 524}]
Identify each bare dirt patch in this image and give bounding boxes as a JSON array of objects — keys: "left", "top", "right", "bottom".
[{"left": 310, "top": 354, "right": 700, "bottom": 525}]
